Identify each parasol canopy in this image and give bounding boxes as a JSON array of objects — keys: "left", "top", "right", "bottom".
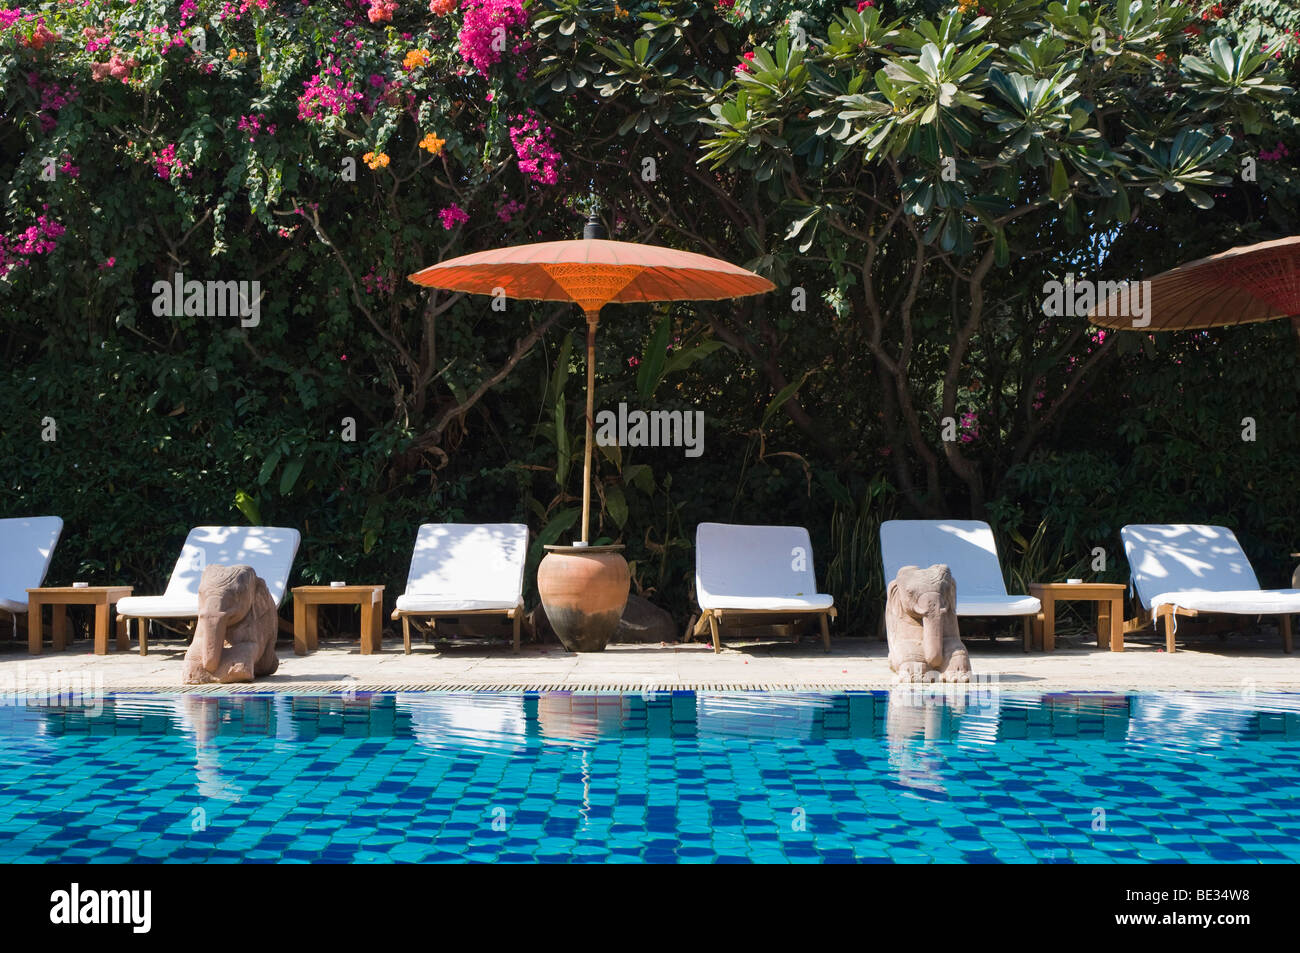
[
  {"left": 1087, "top": 236, "right": 1300, "bottom": 338},
  {"left": 408, "top": 214, "right": 774, "bottom": 545},
  {"left": 408, "top": 236, "right": 774, "bottom": 312}
]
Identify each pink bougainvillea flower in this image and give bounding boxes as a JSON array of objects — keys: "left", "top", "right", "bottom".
[
  {"left": 0, "top": 209, "right": 65, "bottom": 279},
  {"left": 508, "top": 111, "right": 561, "bottom": 185},
  {"left": 298, "top": 61, "right": 364, "bottom": 123},
  {"left": 91, "top": 53, "right": 136, "bottom": 84},
  {"left": 458, "top": 0, "right": 528, "bottom": 75},
  {"left": 439, "top": 204, "right": 470, "bottom": 229},
  {"left": 368, "top": 0, "right": 398, "bottom": 23},
  {"left": 151, "top": 143, "right": 190, "bottom": 180}
]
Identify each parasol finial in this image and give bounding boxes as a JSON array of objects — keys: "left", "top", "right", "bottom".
[{"left": 582, "top": 189, "right": 607, "bottom": 241}]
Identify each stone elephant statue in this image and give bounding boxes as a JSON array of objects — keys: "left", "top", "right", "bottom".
[
  {"left": 182, "top": 564, "right": 279, "bottom": 684},
  {"left": 885, "top": 564, "right": 971, "bottom": 683}
]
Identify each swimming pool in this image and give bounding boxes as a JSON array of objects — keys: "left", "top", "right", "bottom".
[{"left": 1, "top": 690, "right": 1297, "bottom": 863}]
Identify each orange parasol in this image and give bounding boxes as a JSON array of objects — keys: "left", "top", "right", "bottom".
[
  {"left": 408, "top": 211, "right": 774, "bottom": 545},
  {"left": 1087, "top": 236, "right": 1300, "bottom": 339}
]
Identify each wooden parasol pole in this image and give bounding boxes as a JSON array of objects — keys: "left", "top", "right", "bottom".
[{"left": 581, "top": 309, "right": 599, "bottom": 545}]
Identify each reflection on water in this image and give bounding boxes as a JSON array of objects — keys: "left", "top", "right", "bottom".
[
  {"left": 3, "top": 690, "right": 1300, "bottom": 804},
  {"left": 399, "top": 693, "right": 527, "bottom": 755},
  {"left": 885, "top": 691, "right": 1004, "bottom": 796},
  {"left": 6, "top": 689, "right": 1300, "bottom": 748},
  {"left": 697, "top": 692, "right": 833, "bottom": 739},
  {"left": 536, "top": 693, "right": 634, "bottom": 744},
  {"left": 1126, "top": 691, "right": 1293, "bottom": 750}
]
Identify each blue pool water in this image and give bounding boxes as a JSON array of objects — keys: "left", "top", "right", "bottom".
[{"left": 1, "top": 690, "right": 1298, "bottom": 863}]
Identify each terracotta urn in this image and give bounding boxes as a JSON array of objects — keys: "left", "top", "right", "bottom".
[{"left": 536, "top": 544, "right": 630, "bottom": 652}]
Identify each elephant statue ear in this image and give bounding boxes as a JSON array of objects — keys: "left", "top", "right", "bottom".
[{"left": 886, "top": 577, "right": 900, "bottom": 606}]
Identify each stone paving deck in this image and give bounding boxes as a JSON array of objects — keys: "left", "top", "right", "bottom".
[{"left": 3, "top": 629, "right": 1298, "bottom": 693}]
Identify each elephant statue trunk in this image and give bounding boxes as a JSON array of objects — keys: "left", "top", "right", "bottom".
[
  {"left": 912, "top": 590, "right": 948, "bottom": 670},
  {"left": 194, "top": 602, "right": 229, "bottom": 674},
  {"left": 886, "top": 564, "right": 971, "bottom": 683},
  {"left": 182, "top": 564, "right": 280, "bottom": 685}
]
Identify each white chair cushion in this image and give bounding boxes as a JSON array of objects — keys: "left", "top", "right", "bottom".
[
  {"left": 701, "top": 594, "right": 835, "bottom": 612},
  {"left": 880, "top": 519, "right": 1015, "bottom": 597},
  {"left": 395, "top": 595, "right": 521, "bottom": 613},
  {"left": 0, "top": 516, "right": 63, "bottom": 612},
  {"left": 1150, "top": 589, "right": 1300, "bottom": 615},
  {"left": 1122, "top": 524, "right": 1264, "bottom": 611},
  {"left": 116, "top": 525, "right": 300, "bottom": 616},
  {"left": 695, "top": 522, "right": 833, "bottom": 612},
  {"left": 397, "top": 523, "right": 528, "bottom": 613},
  {"left": 114, "top": 595, "right": 201, "bottom": 618},
  {"left": 957, "top": 595, "right": 1042, "bottom": 616}
]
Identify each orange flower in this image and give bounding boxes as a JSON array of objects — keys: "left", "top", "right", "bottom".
[
  {"left": 419, "top": 132, "right": 446, "bottom": 155},
  {"left": 429, "top": 0, "right": 456, "bottom": 14},
  {"left": 403, "top": 48, "right": 431, "bottom": 70},
  {"left": 363, "top": 151, "right": 391, "bottom": 170}
]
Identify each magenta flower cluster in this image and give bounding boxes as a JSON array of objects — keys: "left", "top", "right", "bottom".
[
  {"left": 82, "top": 27, "right": 111, "bottom": 54},
  {"left": 496, "top": 198, "right": 524, "bottom": 222},
  {"left": 151, "top": 143, "right": 190, "bottom": 181},
  {"left": 457, "top": 0, "right": 528, "bottom": 75},
  {"left": 439, "top": 204, "right": 469, "bottom": 229},
  {"left": 27, "top": 72, "right": 77, "bottom": 133},
  {"left": 298, "top": 61, "right": 365, "bottom": 123},
  {"left": 218, "top": 0, "right": 271, "bottom": 20},
  {"left": 958, "top": 411, "right": 980, "bottom": 444},
  {"left": 508, "top": 112, "right": 560, "bottom": 185},
  {"left": 237, "top": 114, "right": 278, "bottom": 141},
  {"left": 0, "top": 208, "right": 65, "bottom": 279},
  {"left": 361, "top": 265, "right": 396, "bottom": 296}
]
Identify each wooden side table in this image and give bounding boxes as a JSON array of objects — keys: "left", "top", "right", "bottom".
[
  {"left": 27, "top": 586, "right": 133, "bottom": 655},
  {"left": 292, "top": 585, "right": 385, "bottom": 655},
  {"left": 1028, "top": 583, "right": 1127, "bottom": 652}
]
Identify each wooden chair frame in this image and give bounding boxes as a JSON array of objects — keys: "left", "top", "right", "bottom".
[
  {"left": 690, "top": 607, "right": 835, "bottom": 654},
  {"left": 391, "top": 606, "right": 522, "bottom": 654},
  {"left": 1124, "top": 603, "right": 1294, "bottom": 654}
]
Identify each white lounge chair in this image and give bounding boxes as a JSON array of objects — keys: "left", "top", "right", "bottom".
[
  {"left": 115, "top": 525, "right": 301, "bottom": 655},
  {"left": 691, "top": 522, "right": 834, "bottom": 653},
  {"left": 0, "top": 516, "right": 63, "bottom": 635},
  {"left": 1121, "top": 524, "right": 1297, "bottom": 653},
  {"left": 391, "top": 523, "right": 529, "bottom": 653},
  {"left": 880, "top": 520, "right": 1042, "bottom": 650}
]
